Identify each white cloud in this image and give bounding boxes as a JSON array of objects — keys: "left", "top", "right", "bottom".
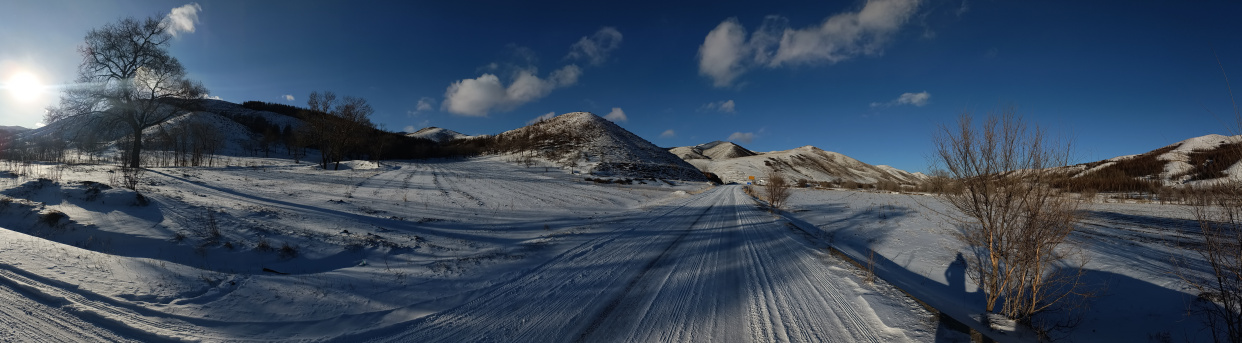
[
  {"left": 403, "top": 125, "right": 416, "bottom": 132},
  {"left": 283, "top": 94, "right": 295, "bottom": 101},
  {"left": 870, "top": 91, "right": 931, "bottom": 108},
  {"left": 955, "top": 0, "right": 970, "bottom": 17},
  {"left": 568, "top": 27, "right": 623, "bottom": 66},
  {"left": 701, "top": 99, "right": 736, "bottom": 113},
  {"left": 660, "top": 129, "right": 676, "bottom": 138},
  {"left": 164, "top": 3, "right": 202, "bottom": 37},
  {"left": 728, "top": 132, "right": 756, "bottom": 144},
  {"left": 442, "top": 65, "right": 581, "bottom": 116},
  {"left": 603, "top": 107, "right": 627, "bottom": 122},
  {"left": 528, "top": 111, "right": 556, "bottom": 125},
  {"left": 200, "top": 94, "right": 222, "bottom": 100},
  {"left": 416, "top": 97, "right": 435, "bottom": 112},
  {"left": 698, "top": 0, "right": 921, "bottom": 87},
  {"left": 698, "top": 19, "right": 749, "bottom": 88}
]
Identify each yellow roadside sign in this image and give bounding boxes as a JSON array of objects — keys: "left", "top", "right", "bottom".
[{"left": 748, "top": 176, "right": 755, "bottom": 180}]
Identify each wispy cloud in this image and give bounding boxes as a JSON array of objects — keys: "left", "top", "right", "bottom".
[
  {"left": 700, "top": 100, "right": 736, "bottom": 113},
  {"left": 698, "top": 0, "right": 921, "bottom": 87},
  {"left": 403, "top": 125, "right": 416, "bottom": 132},
  {"left": 870, "top": 91, "right": 931, "bottom": 108},
  {"left": 442, "top": 65, "right": 581, "bottom": 116},
  {"left": 415, "top": 97, "right": 435, "bottom": 112},
  {"left": 528, "top": 111, "right": 556, "bottom": 124},
  {"left": 164, "top": 3, "right": 202, "bottom": 37},
  {"left": 660, "top": 129, "right": 676, "bottom": 138},
  {"left": 200, "top": 94, "right": 222, "bottom": 100},
  {"left": 567, "top": 27, "right": 623, "bottom": 66},
  {"left": 728, "top": 132, "right": 756, "bottom": 144},
  {"left": 955, "top": 0, "right": 970, "bottom": 17},
  {"left": 283, "top": 94, "right": 294, "bottom": 101},
  {"left": 603, "top": 107, "right": 627, "bottom": 122},
  {"left": 443, "top": 27, "right": 620, "bottom": 116}
]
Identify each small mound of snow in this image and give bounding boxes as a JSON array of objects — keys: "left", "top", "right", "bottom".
[
  {"left": 335, "top": 160, "right": 381, "bottom": 170},
  {"left": 671, "top": 190, "right": 689, "bottom": 197}
]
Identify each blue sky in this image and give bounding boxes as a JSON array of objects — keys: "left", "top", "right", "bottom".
[{"left": 2, "top": 0, "right": 1240, "bottom": 173}]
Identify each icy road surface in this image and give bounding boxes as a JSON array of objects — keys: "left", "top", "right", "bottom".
[
  {"left": 357, "top": 185, "right": 931, "bottom": 342},
  {"left": 0, "top": 159, "right": 932, "bottom": 342}
]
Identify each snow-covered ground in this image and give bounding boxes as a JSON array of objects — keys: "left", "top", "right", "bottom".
[
  {"left": 0, "top": 157, "right": 944, "bottom": 342},
  {"left": 784, "top": 188, "right": 1219, "bottom": 342}
]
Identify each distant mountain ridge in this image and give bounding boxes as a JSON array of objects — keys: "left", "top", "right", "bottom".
[
  {"left": 406, "top": 127, "right": 470, "bottom": 143},
  {"left": 672, "top": 142, "right": 926, "bottom": 186},
  {"left": 670, "top": 141, "right": 757, "bottom": 160},
  {"left": 1057, "top": 133, "right": 1242, "bottom": 189},
  {"left": 488, "top": 112, "right": 707, "bottom": 181}
]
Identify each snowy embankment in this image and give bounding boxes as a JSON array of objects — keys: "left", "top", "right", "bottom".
[
  {"left": 0, "top": 157, "right": 937, "bottom": 341},
  {"left": 784, "top": 189, "right": 1217, "bottom": 342}
]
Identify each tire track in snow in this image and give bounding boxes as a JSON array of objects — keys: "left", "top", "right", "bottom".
[
  {"left": 353, "top": 185, "right": 918, "bottom": 342},
  {"left": 0, "top": 276, "right": 136, "bottom": 342}
]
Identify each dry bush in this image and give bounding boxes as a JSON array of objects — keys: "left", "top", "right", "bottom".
[
  {"left": 933, "top": 110, "right": 1088, "bottom": 328},
  {"left": 1180, "top": 68, "right": 1242, "bottom": 341},
  {"left": 1184, "top": 183, "right": 1242, "bottom": 342},
  {"left": 764, "top": 168, "right": 791, "bottom": 211},
  {"left": 110, "top": 166, "right": 145, "bottom": 190}
]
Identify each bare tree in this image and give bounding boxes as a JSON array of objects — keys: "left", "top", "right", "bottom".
[
  {"left": 1184, "top": 183, "right": 1242, "bottom": 342},
  {"left": 764, "top": 168, "right": 791, "bottom": 212},
  {"left": 306, "top": 91, "right": 375, "bottom": 170},
  {"left": 1180, "top": 63, "right": 1242, "bottom": 342},
  {"left": 46, "top": 16, "right": 206, "bottom": 168},
  {"left": 933, "top": 110, "right": 1087, "bottom": 328}
]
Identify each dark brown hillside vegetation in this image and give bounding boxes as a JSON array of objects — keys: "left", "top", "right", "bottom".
[
  {"left": 1186, "top": 141, "right": 1242, "bottom": 181},
  {"left": 1054, "top": 145, "right": 1174, "bottom": 193}
]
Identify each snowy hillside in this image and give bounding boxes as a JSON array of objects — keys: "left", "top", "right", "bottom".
[
  {"left": 676, "top": 143, "right": 926, "bottom": 185},
  {"left": 669, "top": 140, "right": 757, "bottom": 160},
  {"left": 0, "top": 125, "right": 28, "bottom": 135},
  {"left": 492, "top": 112, "right": 707, "bottom": 181},
  {"left": 406, "top": 127, "right": 470, "bottom": 143},
  {"left": 1060, "top": 133, "right": 1242, "bottom": 186}
]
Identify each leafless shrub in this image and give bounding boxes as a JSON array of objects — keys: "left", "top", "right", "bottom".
[
  {"left": 1179, "top": 64, "right": 1242, "bottom": 341},
  {"left": 1181, "top": 183, "right": 1242, "bottom": 342},
  {"left": 39, "top": 210, "right": 66, "bottom": 227},
  {"left": 763, "top": 168, "right": 791, "bottom": 211},
  {"left": 933, "top": 110, "right": 1088, "bottom": 328},
  {"left": 255, "top": 237, "right": 273, "bottom": 252},
  {"left": 110, "top": 167, "right": 145, "bottom": 190},
  {"left": 279, "top": 242, "right": 299, "bottom": 259}
]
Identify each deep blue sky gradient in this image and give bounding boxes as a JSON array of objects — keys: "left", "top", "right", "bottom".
[{"left": 2, "top": 0, "right": 1240, "bottom": 173}]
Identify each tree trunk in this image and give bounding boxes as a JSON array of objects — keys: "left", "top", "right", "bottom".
[{"left": 128, "top": 130, "right": 143, "bottom": 168}]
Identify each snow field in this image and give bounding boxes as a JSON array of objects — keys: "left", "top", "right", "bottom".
[{"left": 785, "top": 188, "right": 1221, "bottom": 342}]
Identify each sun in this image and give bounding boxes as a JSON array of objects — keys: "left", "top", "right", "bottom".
[{"left": 5, "top": 71, "right": 44, "bottom": 102}]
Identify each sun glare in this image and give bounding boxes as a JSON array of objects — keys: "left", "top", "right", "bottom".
[{"left": 5, "top": 71, "right": 44, "bottom": 102}]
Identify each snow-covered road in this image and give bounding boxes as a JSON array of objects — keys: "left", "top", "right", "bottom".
[
  {"left": 0, "top": 160, "right": 933, "bottom": 342},
  {"left": 358, "top": 185, "right": 930, "bottom": 342}
]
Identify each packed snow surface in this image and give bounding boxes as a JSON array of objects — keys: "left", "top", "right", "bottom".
[{"left": 0, "top": 157, "right": 940, "bottom": 342}]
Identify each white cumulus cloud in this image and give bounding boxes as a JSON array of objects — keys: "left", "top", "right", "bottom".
[
  {"left": 568, "top": 27, "right": 623, "bottom": 66},
  {"left": 528, "top": 111, "right": 556, "bottom": 125},
  {"left": 403, "top": 125, "right": 416, "bottom": 133},
  {"left": 728, "top": 132, "right": 755, "bottom": 144},
  {"left": 698, "top": 0, "right": 921, "bottom": 87},
  {"left": 660, "top": 129, "right": 676, "bottom": 138},
  {"left": 870, "top": 91, "right": 930, "bottom": 108},
  {"left": 442, "top": 65, "right": 581, "bottom": 116},
  {"left": 701, "top": 100, "right": 736, "bottom": 113},
  {"left": 164, "top": 3, "right": 202, "bottom": 37},
  {"left": 603, "top": 107, "right": 627, "bottom": 122},
  {"left": 283, "top": 94, "right": 294, "bottom": 101}
]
